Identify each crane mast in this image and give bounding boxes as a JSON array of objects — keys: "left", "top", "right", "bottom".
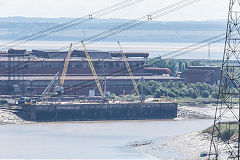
[
  {"left": 117, "top": 41, "right": 142, "bottom": 102},
  {"left": 81, "top": 41, "right": 105, "bottom": 100},
  {"left": 40, "top": 72, "right": 60, "bottom": 100},
  {"left": 61, "top": 44, "right": 72, "bottom": 87},
  {"left": 54, "top": 44, "right": 72, "bottom": 96}
]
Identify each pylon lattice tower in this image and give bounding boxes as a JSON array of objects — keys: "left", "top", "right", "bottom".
[{"left": 209, "top": 0, "right": 240, "bottom": 159}]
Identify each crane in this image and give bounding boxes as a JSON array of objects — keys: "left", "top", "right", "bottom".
[
  {"left": 117, "top": 41, "right": 144, "bottom": 102},
  {"left": 18, "top": 44, "right": 73, "bottom": 105},
  {"left": 40, "top": 72, "right": 60, "bottom": 100},
  {"left": 81, "top": 41, "right": 105, "bottom": 101},
  {"left": 17, "top": 72, "right": 61, "bottom": 105},
  {"left": 55, "top": 44, "right": 72, "bottom": 95}
]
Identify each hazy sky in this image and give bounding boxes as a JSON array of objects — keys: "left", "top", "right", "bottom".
[{"left": 0, "top": 0, "right": 229, "bottom": 21}]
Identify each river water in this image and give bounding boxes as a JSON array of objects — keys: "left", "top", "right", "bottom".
[
  {"left": 0, "top": 41, "right": 224, "bottom": 59},
  {"left": 0, "top": 119, "right": 213, "bottom": 159}
]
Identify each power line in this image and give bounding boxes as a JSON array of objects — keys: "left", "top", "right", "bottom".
[
  {"left": 164, "top": 34, "right": 226, "bottom": 59},
  {"left": 75, "top": 0, "right": 202, "bottom": 47},
  {"left": 62, "top": 30, "right": 228, "bottom": 94},
  {"left": 57, "top": 0, "right": 200, "bottom": 51},
  {"left": 63, "top": 34, "right": 226, "bottom": 95},
  {"left": 0, "top": 0, "right": 143, "bottom": 50},
  {"left": 161, "top": 33, "right": 225, "bottom": 58},
  {"left": 55, "top": 0, "right": 203, "bottom": 52},
  {"left": 0, "top": 0, "right": 201, "bottom": 75},
  {"left": 4, "top": 32, "right": 224, "bottom": 92},
  {"left": 4, "top": 0, "right": 220, "bottom": 95}
]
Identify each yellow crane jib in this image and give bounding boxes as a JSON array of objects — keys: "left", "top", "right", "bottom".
[
  {"left": 61, "top": 43, "right": 73, "bottom": 87},
  {"left": 117, "top": 41, "right": 141, "bottom": 99},
  {"left": 81, "top": 41, "right": 104, "bottom": 100}
]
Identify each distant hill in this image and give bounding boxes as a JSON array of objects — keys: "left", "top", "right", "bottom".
[{"left": 0, "top": 17, "right": 227, "bottom": 42}]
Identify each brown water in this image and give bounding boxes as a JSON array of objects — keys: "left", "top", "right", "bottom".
[{"left": 0, "top": 119, "right": 213, "bottom": 159}]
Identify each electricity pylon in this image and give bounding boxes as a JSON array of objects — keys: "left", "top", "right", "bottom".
[{"left": 209, "top": 0, "right": 240, "bottom": 159}]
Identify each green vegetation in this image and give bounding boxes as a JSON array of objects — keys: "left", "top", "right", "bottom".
[
  {"left": 174, "top": 97, "right": 218, "bottom": 106},
  {"left": 203, "top": 122, "right": 238, "bottom": 142},
  {"left": 110, "top": 81, "right": 221, "bottom": 104},
  {"left": 138, "top": 81, "right": 219, "bottom": 99},
  {"left": 111, "top": 81, "right": 239, "bottom": 105}
]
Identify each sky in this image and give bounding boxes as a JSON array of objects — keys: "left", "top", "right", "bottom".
[{"left": 0, "top": 0, "right": 229, "bottom": 21}]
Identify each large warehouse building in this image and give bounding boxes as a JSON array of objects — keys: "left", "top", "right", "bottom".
[{"left": 0, "top": 49, "right": 183, "bottom": 96}]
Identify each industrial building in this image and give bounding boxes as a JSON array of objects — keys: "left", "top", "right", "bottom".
[
  {"left": 0, "top": 49, "right": 183, "bottom": 96},
  {"left": 183, "top": 66, "right": 221, "bottom": 84}
]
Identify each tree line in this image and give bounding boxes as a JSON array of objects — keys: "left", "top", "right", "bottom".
[{"left": 138, "top": 81, "right": 219, "bottom": 99}]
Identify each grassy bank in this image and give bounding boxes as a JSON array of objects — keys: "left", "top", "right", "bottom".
[
  {"left": 203, "top": 122, "right": 238, "bottom": 141},
  {"left": 111, "top": 94, "right": 219, "bottom": 106},
  {"left": 175, "top": 97, "right": 218, "bottom": 106}
]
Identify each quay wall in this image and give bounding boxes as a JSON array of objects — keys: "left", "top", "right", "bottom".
[{"left": 21, "top": 102, "right": 177, "bottom": 121}]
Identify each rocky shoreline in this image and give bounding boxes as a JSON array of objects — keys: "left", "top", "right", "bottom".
[
  {"left": 130, "top": 132, "right": 211, "bottom": 160},
  {"left": 177, "top": 104, "right": 237, "bottom": 120},
  {"left": 129, "top": 105, "right": 235, "bottom": 160},
  {"left": 177, "top": 105, "right": 214, "bottom": 119},
  {"left": 131, "top": 131, "right": 229, "bottom": 160},
  {"left": 0, "top": 108, "right": 29, "bottom": 125}
]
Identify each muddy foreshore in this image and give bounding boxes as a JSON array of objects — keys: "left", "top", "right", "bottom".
[
  {"left": 129, "top": 132, "right": 211, "bottom": 160},
  {"left": 130, "top": 104, "right": 233, "bottom": 160}
]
